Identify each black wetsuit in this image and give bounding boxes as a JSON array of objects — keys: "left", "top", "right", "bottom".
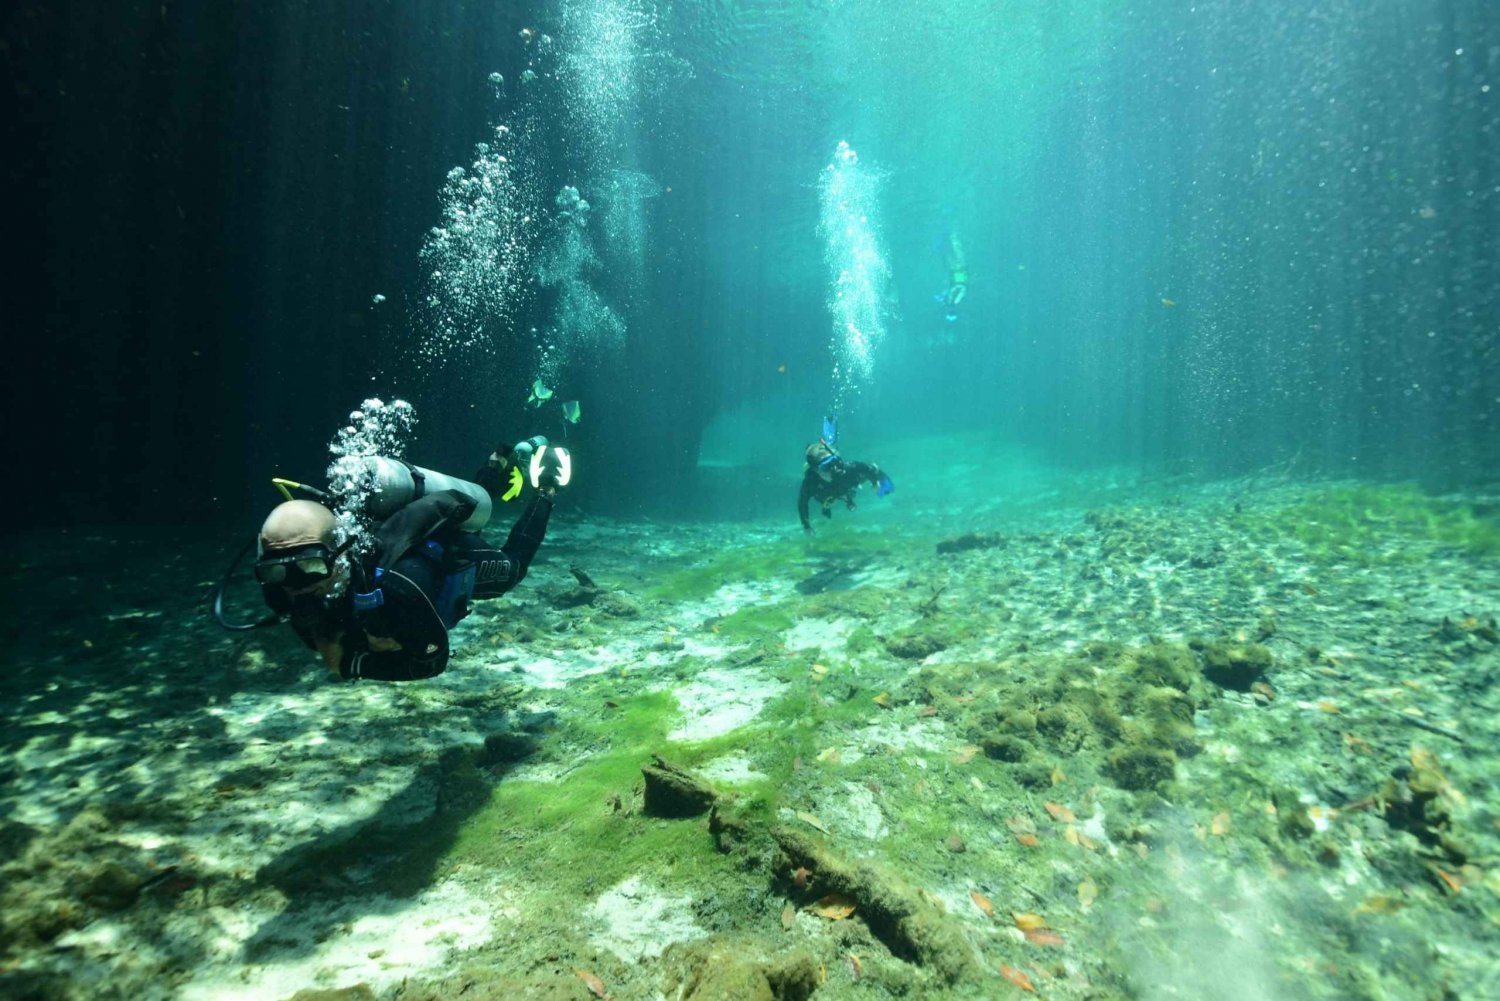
[
  {"left": 266, "top": 487, "right": 551, "bottom": 682},
  {"left": 797, "top": 459, "right": 885, "bottom": 532}
]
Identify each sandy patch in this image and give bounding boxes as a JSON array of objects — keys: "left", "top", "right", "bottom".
[
  {"left": 669, "top": 667, "right": 787, "bottom": 742},
  {"left": 784, "top": 616, "right": 856, "bottom": 656},
  {"left": 822, "top": 781, "right": 888, "bottom": 840},
  {"left": 698, "top": 752, "right": 767, "bottom": 785},
  {"left": 173, "top": 876, "right": 506, "bottom": 1001},
  {"left": 590, "top": 876, "right": 707, "bottom": 962}
]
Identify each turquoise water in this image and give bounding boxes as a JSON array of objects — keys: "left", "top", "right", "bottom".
[{"left": 2, "top": 1, "right": 1497, "bottom": 999}]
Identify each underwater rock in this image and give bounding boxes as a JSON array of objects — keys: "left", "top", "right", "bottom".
[
  {"left": 1377, "top": 751, "right": 1468, "bottom": 864},
  {"left": 0, "top": 808, "right": 156, "bottom": 951},
  {"left": 708, "top": 803, "right": 755, "bottom": 854},
  {"left": 665, "top": 940, "right": 819, "bottom": 1001},
  {"left": 935, "top": 532, "right": 1005, "bottom": 555},
  {"left": 1036, "top": 704, "right": 1092, "bottom": 752},
  {"left": 772, "top": 828, "right": 978, "bottom": 985},
  {"left": 1129, "top": 644, "right": 1199, "bottom": 692},
  {"left": 1133, "top": 686, "right": 1199, "bottom": 755},
  {"left": 1012, "top": 760, "right": 1055, "bottom": 790},
  {"left": 284, "top": 986, "right": 377, "bottom": 1001},
  {"left": 477, "top": 730, "right": 540, "bottom": 768},
  {"left": 1104, "top": 744, "right": 1177, "bottom": 791},
  {"left": 550, "top": 586, "right": 597, "bottom": 609},
  {"left": 592, "top": 591, "right": 643, "bottom": 618},
  {"left": 882, "top": 628, "right": 948, "bottom": 660},
  {"left": 1195, "top": 639, "right": 1272, "bottom": 691},
  {"left": 643, "top": 754, "right": 718, "bottom": 818},
  {"left": 551, "top": 585, "right": 641, "bottom": 617},
  {"left": 763, "top": 952, "right": 821, "bottom": 1001},
  {"left": 996, "top": 707, "right": 1037, "bottom": 734},
  {"left": 81, "top": 860, "right": 145, "bottom": 911},
  {"left": 981, "top": 735, "right": 1034, "bottom": 763}
]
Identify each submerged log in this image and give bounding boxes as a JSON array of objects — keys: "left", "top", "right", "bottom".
[{"left": 642, "top": 754, "right": 717, "bottom": 818}]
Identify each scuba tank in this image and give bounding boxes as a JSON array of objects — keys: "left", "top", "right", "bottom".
[{"left": 358, "top": 456, "right": 493, "bottom": 531}]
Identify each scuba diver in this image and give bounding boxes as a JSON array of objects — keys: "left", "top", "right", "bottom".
[
  {"left": 797, "top": 416, "right": 893, "bottom": 535},
  {"left": 241, "top": 436, "right": 570, "bottom": 682},
  {"left": 939, "top": 229, "right": 968, "bottom": 324}
]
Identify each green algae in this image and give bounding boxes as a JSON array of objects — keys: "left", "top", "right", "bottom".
[
  {"left": 644, "top": 543, "right": 794, "bottom": 602},
  {"left": 796, "top": 586, "right": 889, "bottom": 620},
  {"left": 708, "top": 602, "right": 797, "bottom": 642},
  {"left": 1194, "top": 637, "right": 1272, "bottom": 691},
  {"left": 1279, "top": 483, "right": 1500, "bottom": 564},
  {"left": 844, "top": 624, "right": 879, "bottom": 655}
]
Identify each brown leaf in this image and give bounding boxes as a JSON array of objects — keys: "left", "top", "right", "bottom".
[
  {"left": 1353, "top": 893, "right": 1406, "bottom": 916},
  {"left": 1210, "top": 811, "right": 1231, "bottom": 836},
  {"left": 1050, "top": 766, "right": 1066, "bottom": 786},
  {"left": 999, "top": 964, "right": 1036, "bottom": 992},
  {"left": 916, "top": 705, "right": 939, "bottom": 718},
  {"left": 970, "top": 889, "right": 996, "bottom": 918},
  {"left": 1012, "top": 912, "right": 1048, "bottom": 930},
  {"left": 781, "top": 902, "right": 797, "bottom": 929},
  {"left": 1078, "top": 877, "right": 1098, "bottom": 911},
  {"left": 951, "top": 745, "right": 980, "bottom": 765},
  {"left": 575, "top": 969, "right": 607, "bottom": 999},
  {"left": 872, "top": 692, "right": 892, "bottom": 708},
  {"left": 810, "top": 894, "right": 857, "bottom": 920},
  {"left": 797, "top": 811, "right": 829, "bottom": 834},
  {"left": 1024, "top": 928, "right": 1066, "bottom": 947},
  {"left": 1015, "top": 833, "right": 1040, "bottom": 848},
  {"left": 1004, "top": 816, "right": 1037, "bottom": 835},
  {"left": 1064, "top": 825, "right": 1080, "bottom": 846},
  {"left": 1045, "top": 802, "right": 1077, "bottom": 823}
]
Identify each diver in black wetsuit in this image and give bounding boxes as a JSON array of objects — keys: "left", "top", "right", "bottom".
[
  {"left": 797, "top": 439, "right": 893, "bottom": 535},
  {"left": 254, "top": 439, "right": 564, "bottom": 682}
]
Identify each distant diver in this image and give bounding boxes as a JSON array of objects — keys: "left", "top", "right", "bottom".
[
  {"left": 939, "top": 229, "right": 968, "bottom": 324},
  {"left": 798, "top": 416, "right": 893, "bottom": 535},
  {"left": 231, "top": 436, "right": 571, "bottom": 682}
]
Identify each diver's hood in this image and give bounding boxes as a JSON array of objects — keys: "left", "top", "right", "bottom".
[
  {"left": 805, "top": 442, "right": 835, "bottom": 467},
  {"left": 258, "top": 500, "right": 337, "bottom": 557}
]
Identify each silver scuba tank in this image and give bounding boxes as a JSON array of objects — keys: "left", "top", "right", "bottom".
[{"left": 359, "top": 456, "right": 493, "bottom": 531}]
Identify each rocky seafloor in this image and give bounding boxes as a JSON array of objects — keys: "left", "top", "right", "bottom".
[{"left": 2, "top": 455, "right": 1498, "bottom": 1001}]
